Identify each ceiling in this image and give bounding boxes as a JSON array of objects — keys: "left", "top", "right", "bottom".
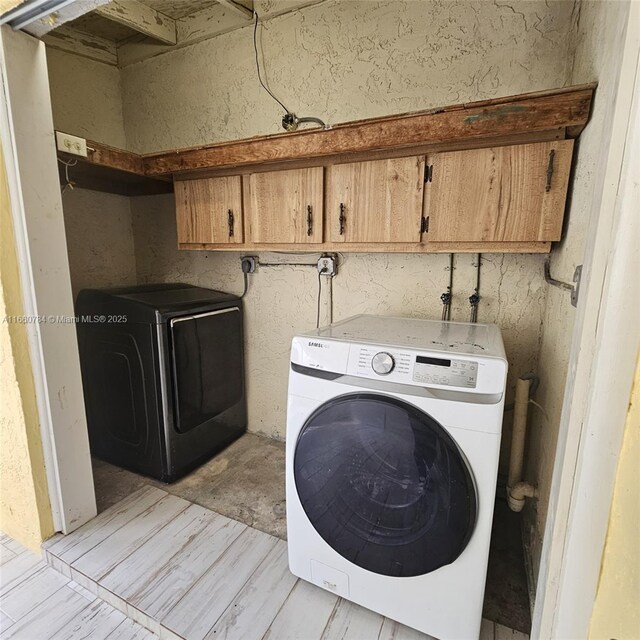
[
  {"left": 142, "top": 0, "right": 219, "bottom": 19},
  {"left": 64, "top": 0, "right": 225, "bottom": 44},
  {"left": 41, "top": 0, "right": 317, "bottom": 67},
  {"left": 69, "top": 11, "right": 142, "bottom": 43}
]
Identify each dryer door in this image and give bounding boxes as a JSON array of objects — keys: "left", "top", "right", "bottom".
[
  {"left": 294, "top": 392, "right": 477, "bottom": 577},
  {"left": 169, "top": 307, "right": 243, "bottom": 434}
]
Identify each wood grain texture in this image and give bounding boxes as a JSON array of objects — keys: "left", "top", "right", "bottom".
[
  {"left": 172, "top": 129, "right": 565, "bottom": 182},
  {"left": 0, "top": 536, "right": 159, "bottom": 640},
  {"left": 127, "top": 511, "right": 246, "bottom": 619},
  {"left": 49, "top": 599, "right": 127, "bottom": 640},
  {"left": 379, "top": 617, "right": 438, "bottom": 640},
  {"left": 84, "top": 143, "right": 146, "bottom": 175},
  {"left": 205, "top": 540, "right": 297, "bottom": 640},
  {"left": 37, "top": 489, "right": 524, "bottom": 640},
  {"left": 58, "top": 139, "right": 172, "bottom": 196},
  {"left": 263, "top": 579, "right": 338, "bottom": 640},
  {"left": 424, "top": 141, "right": 573, "bottom": 242},
  {"left": 245, "top": 167, "right": 323, "bottom": 244},
  {"left": 321, "top": 598, "right": 385, "bottom": 640},
  {"left": 105, "top": 617, "right": 158, "bottom": 640},
  {"left": 326, "top": 156, "right": 425, "bottom": 243},
  {"left": 161, "top": 527, "right": 277, "bottom": 640},
  {"left": 1, "top": 566, "right": 69, "bottom": 620},
  {"left": 100, "top": 504, "right": 214, "bottom": 598},
  {"left": 45, "top": 487, "right": 167, "bottom": 565},
  {"left": 143, "top": 85, "right": 594, "bottom": 176},
  {"left": 175, "top": 176, "right": 243, "bottom": 243},
  {"left": 2, "top": 585, "right": 92, "bottom": 640},
  {"left": 71, "top": 494, "right": 189, "bottom": 580},
  {"left": 0, "top": 549, "right": 46, "bottom": 596},
  {"left": 178, "top": 241, "right": 552, "bottom": 254}
]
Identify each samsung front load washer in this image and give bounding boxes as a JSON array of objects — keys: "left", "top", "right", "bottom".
[{"left": 286, "top": 315, "right": 507, "bottom": 640}]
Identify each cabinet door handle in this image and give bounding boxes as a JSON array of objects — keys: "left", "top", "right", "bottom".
[
  {"left": 339, "top": 203, "right": 346, "bottom": 235},
  {"left": 545, "top": 149, "right": 555, "bottom": 192},
  {"left": 307, "top": 205, "right": 313, "bottom": 236},
  {"left": 227, "top": 209, "right": 234, "bottom": 237}
]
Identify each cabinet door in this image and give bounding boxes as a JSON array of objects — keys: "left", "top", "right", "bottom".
[
  {"left": 423, "top": 140, "right": 573, "bottom": 242},
  {"left": 175, "top": 176, "right": 243, "bottom": 244},
  {"left": 245, "top": 167, "right": 323, "bottom": 244},
  {"left": 326, "top": 156, "right": 425, "bottom": 243}
]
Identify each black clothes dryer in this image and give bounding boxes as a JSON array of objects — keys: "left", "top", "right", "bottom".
[{"left": 76, "top": 283, "right": 246, "bottom": 482}]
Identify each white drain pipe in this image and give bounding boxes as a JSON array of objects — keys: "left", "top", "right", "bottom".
[{"left": 507, "top": 377, "right": 538, "bottom": 512}]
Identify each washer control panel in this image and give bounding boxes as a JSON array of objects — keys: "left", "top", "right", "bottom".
[
  {"left": 413, "top": 355, "right": 477, "bottom": 389},
  {"left": 294, "top": 335, "right": 506, "bottom": 395},
  {"left": 350, "top": 345, "right": 478, "bottom": 389},
  {"left": 371, "top": 352, "right": 395, "bottom": 375}
]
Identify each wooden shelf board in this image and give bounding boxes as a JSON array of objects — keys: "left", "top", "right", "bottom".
[
  {"left": 55, "top": 84, "right": 594, "bottom": 207},
  {"left": 177, "top": 241, "right": 552, "bottom": 254},
  {"left": 173, "top": 129, "right": 566, "bottom": 180},
  {"left": 58, "top": 143, "right": 172, "bottom": 196},
  {"left": 144, "top": 84, "right": 595, "bottom": 176}
]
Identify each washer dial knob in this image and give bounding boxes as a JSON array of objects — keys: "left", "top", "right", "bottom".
[{"left": 371, "top": 352, "right": 395, "bottom": 375}]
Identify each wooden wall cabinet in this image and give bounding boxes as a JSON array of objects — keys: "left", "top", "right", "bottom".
[
  {"left": 175, "top": 141, "right": 574, "bottom": 253},
  {"left": 326, "top": 156, "right": 426, "bottom": 243},
  {"left": 244, "top": 167, "right": 324, "bottom": 244},
  {"left": 423, "top": 140, "right": 573, "bottom": 243},
  {"left": 175, "top": 176, "right": 243, "bottom": 244}
]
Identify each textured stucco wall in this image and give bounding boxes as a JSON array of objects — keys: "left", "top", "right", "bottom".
[
  {"left": 61, "top": 189, "right": 137, "bottom": 298},
  {"left": 132, "top": 194, "right": 546, "bottom": 470},
  {"left": 0, "top": 145, "right": 54, "bottom": 552},
  {"left": 45, "top": 49, "right": 137, "bottom": 297},
  {"left": 523, "top": 0, "right": 631, "bottom": 583},
  {"left": 46, "top": 48, "right": 127, "bottom": 148},
  {"left": 121, "top": 0, "right": 578, "bottom": 153},
  {"left": 46, "top": 0, "right": 587, "bottom": 578},
  {"left": 124, "top": 0, "right": 577, "bottom": 464},
  {"left": 589, "top": 354, "right": 640, "bottom": 640}
]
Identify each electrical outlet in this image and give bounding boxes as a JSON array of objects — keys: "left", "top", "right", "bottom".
[
  {"left": 241, "top": 256, "right": 257, "bottom": 273},
  {"left": 55, "top": 131, "right": 88, "bottom": 157},
  {"left": 317, "top": 254, "right": 337, "bottom": 276}
]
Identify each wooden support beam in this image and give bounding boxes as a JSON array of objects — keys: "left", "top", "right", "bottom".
[
  {"left": 96, "top": 0, "right": 177, "bottom": 45},
  {"left": 216, "top": 0, "right": 253, "bottom": 20},
  {"left": 43, "top": 25, "right": 117, "bottom": 66},
  {"left": 142, "top": 84, "right": 596, "bottom": 177},
  {"left": 116, "top": 2, "right": 246, "bottom": 67},
  {"left": 116, "top": 0, "right": 322, "bottom": 67}
]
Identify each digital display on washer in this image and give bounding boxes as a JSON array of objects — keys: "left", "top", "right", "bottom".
[
  {"left": 413, "top": 356, "right": 478, "bottom": 388},
  {"left": 416, "top": 356, "right": 451, "bottom": 367}
]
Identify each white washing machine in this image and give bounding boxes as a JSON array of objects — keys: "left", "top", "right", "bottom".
[{"left": 286, "top": 315, "right": 508, "bottom": 640}]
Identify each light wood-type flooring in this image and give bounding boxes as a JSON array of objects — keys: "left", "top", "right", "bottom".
[{"left": 2, "top": 487, "right": 528, "bottom": 640}]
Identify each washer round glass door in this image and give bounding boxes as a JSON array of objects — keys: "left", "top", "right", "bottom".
[{"left": 294, "top": 393, "right": 477, "bottom": 577}]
